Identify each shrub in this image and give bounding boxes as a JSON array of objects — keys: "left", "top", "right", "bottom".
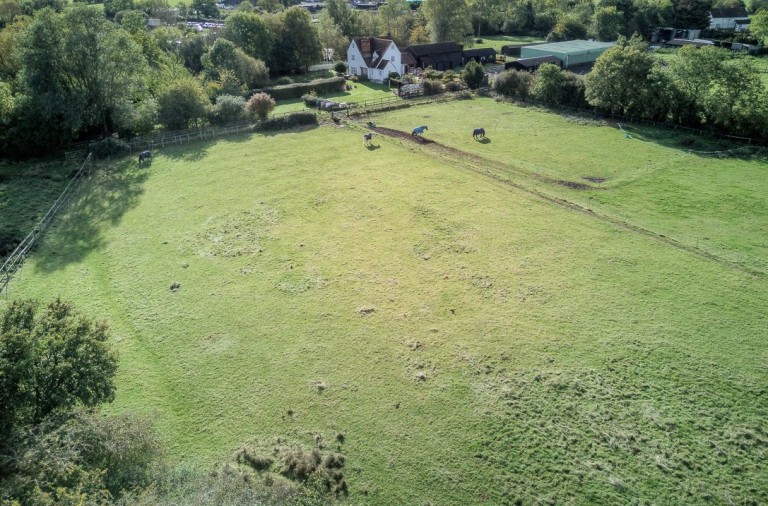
[
  {"left": 388, "top": 71, "right": 400, "bottom": 79},
  {"left": 445, "top": 80, "right": 467, "bottom": 92},
  {"left": 334, "top": 61, "right": 347, "bottom": 73},
  {"left": 246, "top": 92, "right": 276, "bottom": 120},
  {"left": 254, "top": 76, "right": 345, "bottom": 100},
  {"left": 258, "top": 111, "right": 317, "bottom": 131},
  {"left": 302, "top": 91, "right": 319, "bottom": 107},
  {"left": 91, "top": 137, "right": 130, "bottom": 159},
  {"left": 275, "top": 76, "right": 293, "bottom": 85},
  {"left": 157, "top": 78, "right": 210, "bottom": 130},
  {"left": 493, "top": 69, "right": 534, "bottom": 100},
  {"left": 422, "top": 79, "right": 445, "bottom": 95},
  {"left": 211, "top": 95, "right": 246, "bottom": 125},
  {"left": 462, "top": 60, "right": 485, "bottom": 89},
  {"left": 236, "top": 53, "right": 269, "bottom": 89}
]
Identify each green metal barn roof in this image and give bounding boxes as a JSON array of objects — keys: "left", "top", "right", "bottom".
[{"left": 523, "top": 40, "right": 614, "bottom": 54}]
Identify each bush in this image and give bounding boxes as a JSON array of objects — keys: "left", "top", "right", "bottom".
[
  {"left": 157, "top": 78, "right": 211, "bottom": 130},
  {"left": 493, "top": 69, "right": 534, "bottom": 100},
  {"left": 422, "top": 79, "right": 445, "bottom": 95},
  {"left": 91, "top": 137, "right": 131, "bottom": 159},
  {"left": 254, "top": 76, "right": 345, "bottom": 100},
  {"left": 302, "top": 91, "right": 319, "bottom": 107},
  {"left": 246, "top": 92, "right": 276, "bottom": 120},
  {"left": 445, "top": 80, "right": 467, "bottom": 92},
  {"left": 462, "top": 60, "right": 485, "bottom": 89},
  {"left": 257, "top": 111, "right": 317, "bottom": 131},
  {"left": 211, "top": 95, "right": 246, "bottom": 125},
  {"left": 334, "top": 61, "right": 347, "bottom": 73},
  {"left": 275, "top": 76, "right": 293, "bottom": 85}
]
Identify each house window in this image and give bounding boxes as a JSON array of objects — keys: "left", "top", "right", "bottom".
[{"left": 351, "top": 55, "right": 355, "bottom": 60}]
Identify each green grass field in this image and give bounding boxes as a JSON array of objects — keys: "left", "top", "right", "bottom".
[
  {"left": 3, "top": 98, "right": 767, "bottom": 504},
  {"left": 273, "top": 80, "right": 395, "bottom": 115}
]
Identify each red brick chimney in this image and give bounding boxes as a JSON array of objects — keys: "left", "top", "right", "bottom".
[{"left": 360, "top": 37, "right": 372, "bottom": 55}]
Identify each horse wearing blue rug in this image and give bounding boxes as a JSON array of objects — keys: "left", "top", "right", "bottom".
[{"left": 412, "top": 125, "right": 428, "bottom": 137}]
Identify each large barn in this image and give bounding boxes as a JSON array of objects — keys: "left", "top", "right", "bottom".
[{"left": 520, "top": 40, "right": 614, "bottom": 69}]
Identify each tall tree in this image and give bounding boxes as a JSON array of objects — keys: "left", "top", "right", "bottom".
[
  {"left": 422, "top": 0, "right": 472, "bottom": 42},
  {"left": 672, "top": 0, "right": 712, "bottom": 28},
  {"left": 751, "top": 9, "right": 768, "bottom": 45},
  {"left": 317, "top": 10, "right": 350, "bottom": 62},
  {"left": 0, "top": 298, "right": 118, "bottom": 472},
  {"left": 585, "top": 36, "right": 668, "bottom": 119},
  {"left": 269, "top": 7, "right": 322, "bottom": 73},
  {"left": 222, "top": 10, "right": 274, "bottom": 62},
  {"left": 324, "top": 0, "right": 364, "bottom": 38}
]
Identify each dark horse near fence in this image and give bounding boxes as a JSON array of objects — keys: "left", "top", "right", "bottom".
[
  {"left": 412, "top": 126, "right": 428, "bottom": 136},
  {"left": 138, "top": 150, "right": 152, "bottom": 165},
  {"left": 473, "top": 128, "right": 486, "bottom": 140}
]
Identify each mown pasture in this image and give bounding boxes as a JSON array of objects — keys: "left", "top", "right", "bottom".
[{"left": 4, "top": 98, "right": 767, "bottom": 504}]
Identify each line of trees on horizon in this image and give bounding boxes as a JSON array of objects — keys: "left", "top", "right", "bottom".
[
  {"left": 492, "top": 36, "right": 768, "bottom": 140},
  {"left": 0, "top": 0, "right": 767, "bottom": 157}
]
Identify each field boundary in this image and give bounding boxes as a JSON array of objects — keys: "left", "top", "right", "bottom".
[{"left": 0, "top": 154, "right": 94, "bottom": 296}]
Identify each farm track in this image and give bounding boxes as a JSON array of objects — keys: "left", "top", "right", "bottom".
[{"left": 362, "top": 123, "right": 764, "bottom": 277}]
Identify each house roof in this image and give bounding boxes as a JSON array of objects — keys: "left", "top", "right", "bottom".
[
  {"left": 353, "top": 37, "right": 397, "bottom": 69},
  {"left": 710, "top": 7, "right": 748, "bottom": 18},
  {"left": 406, "top": 41, "right": 464, "bottom": 57},
  {"left": 401, "top": 51, "right": 416, "bottom": 65},
  {"left": 375, "top": 58, "right": 390, "bottom": 70},
  {"left": 463, "top": 48, "right": 497, "bottom": 57}
]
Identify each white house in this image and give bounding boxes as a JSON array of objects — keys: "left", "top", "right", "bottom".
[
  {"left": 709, "top": 7, "right": 749, "bottom": 30},
  {"left": 347, "top": 37, "right": 407, "bottom": 83}
]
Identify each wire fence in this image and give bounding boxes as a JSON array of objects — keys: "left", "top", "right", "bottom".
[
  {"left": 1, "top": 153, "right": 94, "bottom": 297},
  {"left": 64, "top": 110, "right": 312, "bottom": 162}
]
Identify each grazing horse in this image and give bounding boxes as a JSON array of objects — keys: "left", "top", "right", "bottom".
[
  {"left": 138, "top": 150, "right": 152, "bottom": 165},
  {"left": 473, "top": 128, "right": 486, "bottom": 140},
  {"left": 412, "top": 125, "right": 428, "bottom": 137},
  {"left": 363, "top": 132, "right": 373, "bottom": 146}
]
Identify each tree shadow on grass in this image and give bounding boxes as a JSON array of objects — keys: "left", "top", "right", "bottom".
[{"left": 32, "top": 158, "right": 148, "bottom": 274}]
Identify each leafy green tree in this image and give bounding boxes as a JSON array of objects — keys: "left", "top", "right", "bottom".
[
  {"left": 157, "top": 77, "right": 210, "bottom": 129},
  {"left": 751, "top": 9, "right": 768, "bottom": 45},
  {"left": 379, "top": 0, "right": 409, "bottom": 38},
  {"left": 210, "top": 94, "right": 246, "bottom": 124},
  {"left": 223, "top": 10, "right": 274, "bottom": 62},
  {"left": 592, "top": 5, "right": 624, "bottom": 40},
  {"left": 422, "top": 0, "right": 472, "bottom": 42},
  {"left": 202, "top": 37, "right": 239, "bottom": 78},
  {"left": 627, "top": 0, "right": 674, "bottom": 38},
  {"left": 532, "top": 63, "right": 586, "bottom": 107},
  {"left": 0, "top": 299, "right": 118, "bottom": 469},
  {"left": 0, "top": 81, "right": 12, "bottom": 120},
  {"left": 547, "top": 16, "right": 588, "bottom": 41},
  {"left": 462, "top": 60, "right": 485, "bottom": 89},
  {"left": 673, "top": 0, "right": 712, "bottom": 29},
  {"left": 117, "top": 9, "right": 148, "bottom": 34},
  {"left": 236, "top": 52, "right": 270, "bottom": 89},
  {"left": 503, "top": 1, "right": 535, "bottom": 33},
  {"left": 492, "top": 69, "right": 534, "bottom": 99},
  {"left": 104, "top": 0, "right": 134, "bottom": 17},
  {"left": 11, "top": 409, "right": 162, "bottom": 503},
  {"left": 269, "top": 7, "right": 322, "bottom": 73},
  {"left": 585, "top": 37, "right": 668, "bottom": 119},
  {"left": 192, "top": 0, "right": 219, "bottom": 19},
  {"left": 324, "top": 0, "right": 364, "bottom": 38},
  {"left": 316, "top": 10, "right": 349, "bottom": 63},
  {"left": 470, "top": 0, "right": 504, "bottom": 36}
]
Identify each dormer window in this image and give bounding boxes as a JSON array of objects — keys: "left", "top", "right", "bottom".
[{"left": 372, "top": 51, "right": 379, "bottom": 61}]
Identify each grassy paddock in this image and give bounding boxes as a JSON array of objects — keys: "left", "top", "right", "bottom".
[
  {"left": 373, "top": 99, "right": 768, "bottom": 273},
  {"left": 3, "top": 100, "right": 767, "bottom": 504},
  {"left": 273, "top": 80, "right": 395, "bottom": 115}
]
